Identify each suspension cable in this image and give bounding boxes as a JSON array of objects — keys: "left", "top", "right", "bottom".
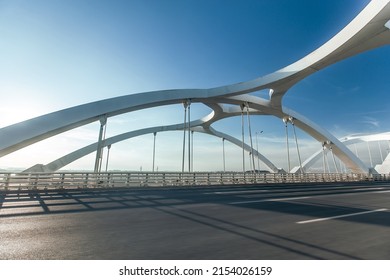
[
  {"left": 290, "top": 117, "right": 304, "bottom": 174},
  {"left": 245, "top": 102, "right": 256, "bottom": 172},
  {"left": 182, "top": 101, "right": 187, "bottom": 173},
  {"left": 152, "top": 132, "right": 157, "bottom": 172},
  {"left": 98, "top": 119, "right": 108, "bottom": 173},
  {"left": 325, "top": 141, "right": 331, "bottom": 173},
  {"left": 105, "top": 144, "right": 111, "bottom": 172},
  {"left": 367, "top": 141, "right": 373, "bottom": 167},
  {"left": 322, "top": 142, "right": 327, "bottom": 174},
  {"left": 188, "top": 99, "right": 191, "bottom": 172},
  {"left": 354, "top": 143, "right": 359, "bottom": 158},
  {"left": 222, "top": 138, "right": 226, "bottom": 172},
  {"left": 388, "top": 140, "right": 390, "bottom": 155},
  {"left": 191, "top": 130, "right": 194, "bottom": 172},
  {"left": 241, "top": 104, "right": 246, "bottom": 173},
  {"left": 94, "top": 116, "right": 107, "bottom": 173},
  {"left": 256, "top": 131, "right": 262, "bottom": 171},
  {"left": 283, "top": 117, "right": 291, "bottom": 173},
  {"left": 378, "top": 141, "right": 384, "bottom": 163},
  {"left": 330, "top": 144, "right": 340, "bottom": 173}
]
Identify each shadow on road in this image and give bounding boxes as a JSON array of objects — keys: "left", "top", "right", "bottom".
[{"left": 1, "top": 184, "right": 389, "bottom": 227}]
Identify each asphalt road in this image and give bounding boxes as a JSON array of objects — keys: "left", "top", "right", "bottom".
[{"left": 0, "top": 182, "right": 389, "bottom": 259}]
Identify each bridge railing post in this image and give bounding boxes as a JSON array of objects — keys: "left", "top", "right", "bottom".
[
  {"left": 126, "top": 173, "right": 130, "bottom": 187},
  {"left": 144, "top": 173, "right": 149, "bottom": 187},
  {"left": 83, "top": 173, "right": 89, "bottom": 188},
  {"left": 4, "top": 173, "right": 10, "bottom": 191}
]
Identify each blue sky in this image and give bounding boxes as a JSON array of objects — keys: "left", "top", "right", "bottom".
[{"left": 0, "top": 0, "right": 389, "bottom": 171}]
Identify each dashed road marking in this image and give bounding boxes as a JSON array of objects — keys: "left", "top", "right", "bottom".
[
  {"left": 230, "top": 196, "right": 310, "bottom": 205},
  {"left": 297, "top": 208, "right": 388, "bottom": 224}
]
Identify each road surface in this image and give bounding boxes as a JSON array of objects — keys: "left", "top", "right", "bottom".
[{"left": 0, "top": 182, "right": 389, "bottom": 259}]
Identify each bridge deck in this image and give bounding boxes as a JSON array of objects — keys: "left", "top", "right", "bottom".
[{"left": 0, "top": 182, "right": 389, "bottom": 259}]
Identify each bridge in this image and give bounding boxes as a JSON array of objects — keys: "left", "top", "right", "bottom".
[
  {"left": 1, "top": 1, "right": 390, "bottom": 262},
  {"left": 1, "top": 1, "right": 390, "bottom": 188}
]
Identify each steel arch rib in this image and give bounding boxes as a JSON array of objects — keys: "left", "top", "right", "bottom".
[
  {"left": 299, "top": 132, "right": 390, "bottom": 173},
  {"left": 1, "top": 0, "right": 390, "bottom": 173},
  {"left": 24, "top": 94, "right": 365, "bottom": 173}
]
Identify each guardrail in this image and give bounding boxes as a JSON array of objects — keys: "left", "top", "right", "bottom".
[{"left": 1, "top": 172, "right": 389, "bottom": 191}]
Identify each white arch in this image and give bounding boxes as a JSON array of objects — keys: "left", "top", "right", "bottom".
[
  {"left": 299, "top": 132, "right": 390, "bottom": 173},
  {"left": 1, "top": 0, "right": 390, "bottom": 173},
  {"left": 23, "top": 95, "right": 367, "bottom": 173}
]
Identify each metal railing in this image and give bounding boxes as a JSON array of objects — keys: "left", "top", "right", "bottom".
[{"left": 1, "top": 172, "right": 389, "bottom": 191}]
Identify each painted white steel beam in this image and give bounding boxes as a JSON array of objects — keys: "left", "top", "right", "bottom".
[
  {"left": 298, "top": 132, "right": 390, "bottom": 173},
  {"left": 23, "top": 95, "right": 366, "bottom": 173}
]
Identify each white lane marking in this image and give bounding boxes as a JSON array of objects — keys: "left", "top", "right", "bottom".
[
  {"left": 310, "top": 188, "right": 389, "bottom": 198},
  {"left": 297, "top": 208, "right": 388, "bottom": 224},
  {"left": 229, "top": 200, "right": 265, "bottom": 205},
  {"left": 373, "top": 190, "right": 390, "bottom": 194},
  {"left": 205, "top": 190, "right": 269, "bottom": 195},
  {"left": 229, "top": 187, "right": 390, "bottom": 204},
  {"left": 350, "top": 187, "right": 384, "bottom": 191},
  {"left": 265, "top": 196, "right": 311, "bottom": 202},
  {"left": 210, "top": 187, "right": 383, "bottom": 195},
  {"left": 230, "top": 196, "right": 310, "bottom": 205},
  {"left": 209, "top": 187, "right": 384, "bottom": 195}
]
